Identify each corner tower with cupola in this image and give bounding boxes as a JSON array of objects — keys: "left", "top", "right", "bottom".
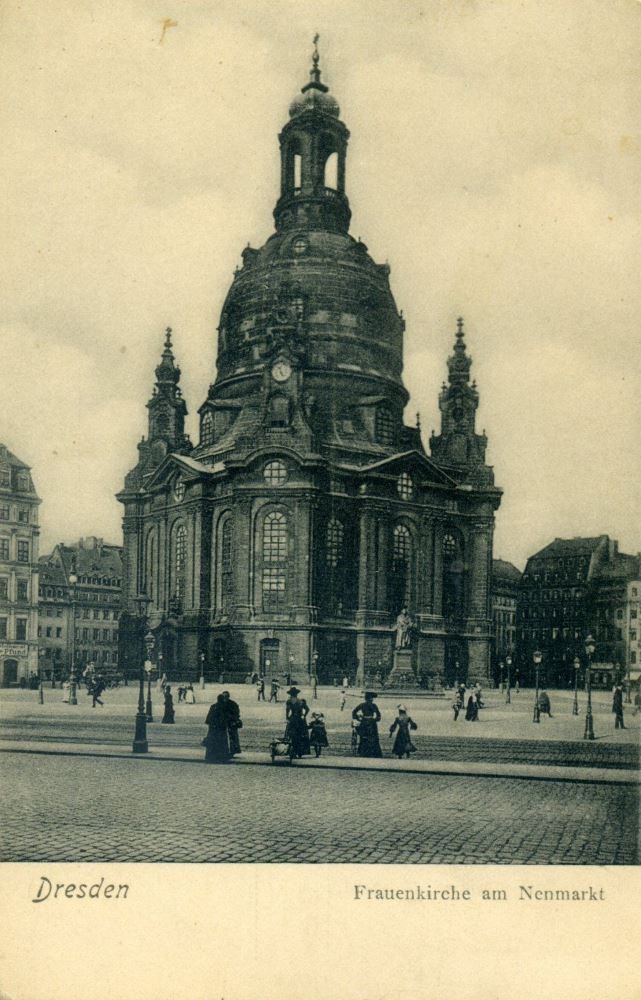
[{"left": 118, "top": 41, "right": 502, "bottom": 686}]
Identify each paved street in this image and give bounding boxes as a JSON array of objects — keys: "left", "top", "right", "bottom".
[
  {"left": 1, "top": 685, "right": 638, "bottom": 865},
  {"left": 0, "top": 751, "right": 637, "bottom": 864}
]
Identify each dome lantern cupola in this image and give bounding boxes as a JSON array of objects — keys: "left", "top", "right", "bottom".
[{"left": 275, "top": 35, "right": 351, "bottom": 234}]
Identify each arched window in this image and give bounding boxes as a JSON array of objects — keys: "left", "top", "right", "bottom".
[
  {"left": 221, "top": 518, "right": 233, "bottom": 611},
  {"left": 269, "top": 394, "right": 290, "bottom": 428},
  {"left": 324, "top": 151, "right": 338, "bottom": 189},
  {"left": 397, "top": 472, "right": 414, "bottom": 500},
  {"left": 145, "top": 530, "right": 155, "bottom": 601},
  {"left": 201, "top": 411, "right": 214, "bottom": 446},
  {"left": 442, "top": 530, "right": 465, "bottom": 619},
  {"left": 391, "top": 524, "right": 412, "bottom": 610},
  {"left": 326, "top": 518, "right": 343, "bottom": 568},
  {"left": 293, "top": 154, "right": 302, "bottom": 189},
  {"left": 376, "top": 405, "right": 394, "bottom": 444},
  {"left": 262, "top": 511, "right": 288, "bottom": 610},
  {"left": 174, "top": 524, "right": 187, "bottom": 601}
]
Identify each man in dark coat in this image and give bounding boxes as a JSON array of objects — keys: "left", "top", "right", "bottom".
[
  {"left": 222, "top": 690, "right": 243, "bottom": 755},
  {"left": 612, "top": 685, "right": 625, "bottom": 729}
]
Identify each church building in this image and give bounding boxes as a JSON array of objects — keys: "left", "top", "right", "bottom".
[{"left": 117, "top": 46, "right": 502, "bottom": 686}]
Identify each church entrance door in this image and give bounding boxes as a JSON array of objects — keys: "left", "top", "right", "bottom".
[
  {"left": 444, "top": 640, "right": 467, "bottom": 687},
  {"left": 259, "top": 639, "right": 280, "bottom": 677},
  {"left": 2, "top": 658, "right": 18, "bottom": 687}
]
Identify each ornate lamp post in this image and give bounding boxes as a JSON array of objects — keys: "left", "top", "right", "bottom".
[
  {"left": 312, "top": 651, "right": 319, "bottom": 684},
  {"left": 38, "top": 648, "right": 45, "bottom": 705},
  {"left": 145, "top": 652, "right": 154, "bottom": 723},
  {"left": 133, "top": 629, "right": 154, "bottom": 754},
  {"left": 67, "top": 567, "right": 78, "bottom": 705},
  {"left": 532, "top": 649, "right": 542, "bottom": 723},
  {"left": 288, "top": 653, "right": 294, "bottom": 684},
  {"left": 583, "top": 634, "right": 595, "bottom": 741},
  {"left": 199, "top": 651, "right": 205, "bottom": 689},
  {"left": 505, "top": 654, "right": 512, "bottom": 704},
  {"left": 572, "top": 656, "right": 580, "bottom": 715},
  {"left": 499, "top": 660, "right": 504, "bottom": 692}
]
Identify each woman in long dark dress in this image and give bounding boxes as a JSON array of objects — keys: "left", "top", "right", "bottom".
[
  {"left": 162, "top": 685, "right": 175, "bottom": 724},
  {"left": 389, "top": 705, "right": 418, "bottom": 758},
  {"left": 204, "top": 694, "right": 231, "bottom": 763},
  {"left": 464, "top": 694, "right": 478, "bottom": 721},
  {"left": 285, "top": 686, "right": 311, "bottom": 758},
  {"left": 352, "top": 691, "right": 382, "bottom": 757}
]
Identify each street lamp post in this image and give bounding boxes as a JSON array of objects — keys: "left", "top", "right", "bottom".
[
  {"left": 499, "top": 660, "right": 504, "bottom": 692},
  {"left": 288, "top": 654, "right": 294, "bottom": 684},
  {"left": 532, "top": 649, "right": 542, "bottom": 723},
  {"left": 68, "top": 568, "right": 78, "bottom": 705},
  {"left": 583, "top": 635, "right": 595, "bottom": 741},
  {"left": 505, "top": 655, "right": 512, "bottom": 704},
  {"left": 38, "top": 648, "right": 45, "bottom": 705},
  {"left": 199, "top": 651, "right": 205, "bottom": 689},
  {"left": 133, "top": 629, "right": 154, "bottom": 754},
  {"left": 624, "top": 660, "right": 631, "bottom": 704},
  {"left": 145, "top": 659, "right": 154, "bottom": 722},
  {"left": 312, "top": 651, "right": 319, "bottom": 684},
  {"left": 572, "top": 657, "right": 580, "bottom": 715}
]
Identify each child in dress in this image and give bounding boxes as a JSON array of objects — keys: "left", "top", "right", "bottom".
[
  {"left": 308, "top": 712, "right": 329, "bottom": 758},
  {"left": 389, "top": 705, "right": 418, "bottom": 758}
]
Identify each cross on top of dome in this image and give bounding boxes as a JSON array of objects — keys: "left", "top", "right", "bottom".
[{"left": 289, "top": 34, "right": 340, "bottom": 118}]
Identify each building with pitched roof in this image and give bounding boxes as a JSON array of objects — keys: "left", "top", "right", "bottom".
[
  {"left": 38, "top": 538, "right": 123, "bottom": 682},
  {"left": 0, "top": 444, "right": 41, "bottom": 685},
  {"left": 117, "top": 46, "right": 502, "bottom": 686}
]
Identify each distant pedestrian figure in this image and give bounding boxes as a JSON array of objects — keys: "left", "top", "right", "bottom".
[
  {"left": 91, "top": 677, "right": 106, "bottom": 708},
  {"left": 352, "top": 691, "right": 382, "bottom": 757},
  {"left": 184, "top": 682, "right": 195, "bottom": 704},
  {"left": 285, "top": 687, "right": 311, "bottom": 758},
  {"left": 452, "top": 694, "right": 463, "bottom": 721},
  {"left": 222, "top": 690, "right": 242, "bottom": 756},
  {"left": 465, "top": 694, "right": 479, "bottom": 721},
  {"left": 514, "top": 670, "right": 520, "bottom": 693},
  {"left": 312, "top": 675, "right": 318, "bottom": 700},
  {"left": 256, "top": 676, "right": 265, "bottom": 701},
  {"left": 308, "top": 712, "right": 329, "bottom": 757},
  {"left": 203, "top": 694, "right": 231, "bottom": 763},
  {"left": 61, "top": 680, "right": 70, "bottom": 703},
  {"left": 612, "top": 685, "right": 625, "bottom": 729},
  {"left": 162, "top": 685, "right": 175, "bottom": 723},
  {"left": 342, "top": 675, "right": 349, "bottom": 689},
  {"left": 160, "top": 672, "right": 168, "bottom": 691},
  {"left": 473, "top": 683, "right": 484, "bottom": 708},
  {"left": 457, "top": 682, "right": 466, "bottom": 706},
  {"left": 538, "top": 690, "right": 553, "bottom": 718},
  {"left": 269, "top": 678, "right": 280, "bottom": 703},
  {"left": 389, "top": 705, "right": 418, "bottom": 758},
  {"left": 339, "top": 688, "right": 347, "bottom": 711},
  {"left": 633, "top": 689, "right": 641, "bottom": 716},
  {"left": 177, "top": 685, "right": 186, "bottom": 703}
]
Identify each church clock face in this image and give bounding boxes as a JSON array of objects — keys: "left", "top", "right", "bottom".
[{"left": 271, "top": 360, "right": 292, "bottom": 383}]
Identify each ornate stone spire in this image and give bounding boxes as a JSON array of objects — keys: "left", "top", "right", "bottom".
[
  {"left": 447, "top": 317, "right": 472, "bottom": 386},
  {"left": 155, "top": 327, "right": 181, "bottom": 387}
]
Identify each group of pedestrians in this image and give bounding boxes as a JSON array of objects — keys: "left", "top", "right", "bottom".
[
  {"left": 350, "top": 692, "right": 419, "bottom": 759},
  {"left": 203, "top": 690, "right": 243, "bottom": 763},
  {"left": 452, "top": 682, "right": 484, "bottom": 722}
]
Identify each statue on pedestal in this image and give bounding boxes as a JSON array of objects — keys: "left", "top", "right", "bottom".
[{"left": 394, "top": 607, "right": 413, "bottom": 650}]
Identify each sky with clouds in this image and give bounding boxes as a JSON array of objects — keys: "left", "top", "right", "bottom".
[{"left": 1, "top": 0, "right": 639, "bottom": 568}]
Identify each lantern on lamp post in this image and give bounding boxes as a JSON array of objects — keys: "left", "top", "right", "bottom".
[
  {"left": 505, "top": 654, "right": 512, "bottom": 705},
  {"left": 199, "top": 651, "right": 205, "bottom": 689},
  {"left": 532, "top": 649, "right": 542, "bottom": 723},
  {"left": 583, "top": 635, "right": 595, "bottom": 741},
  {"left": 572, "top": 657, "right": 580, "bottom": 716}
]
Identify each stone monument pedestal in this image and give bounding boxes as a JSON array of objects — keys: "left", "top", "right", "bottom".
[{"left": 386, "top": 648, "right": 416, "bottom": 688}]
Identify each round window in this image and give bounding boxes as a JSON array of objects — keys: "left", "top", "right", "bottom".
[
  {"left": 263, "top": 460, "right": 288, "bottom": 486},
  {"left": 292, "top": 237, "right": 308, "bottom": 255},
  {"left": 397, "top": 472, "right": 414, "bottom": 500}
]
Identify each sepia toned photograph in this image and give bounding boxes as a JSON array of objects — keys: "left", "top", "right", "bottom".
[{"left": 1, "top": 0, "right": 639, "bottom": 886}]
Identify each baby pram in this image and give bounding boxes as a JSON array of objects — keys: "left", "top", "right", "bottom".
[{"left": 269, "top": 734, "right": 296, "bottom": 765}]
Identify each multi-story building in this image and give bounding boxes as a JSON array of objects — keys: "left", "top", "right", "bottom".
[
  {"left": 620, "top": 578, "right": 641, "bottom": 688},
  {"left": 490, "top": 559, "right": 521, "bottom": 683},
  {"left": 589, "top": 554, "right": 641, "bottom": 687},
  {"left": 517, "top": 536, "right": 640, "bottom": 687},
  {"left": 117, "top": 48, "right": 502, "bottom": 686},
  {"left": 0, "top": 444, "right": 41, "bottom": 686},
  {"left": 38, "top": 537, "right": 123, "bottom": 681}
]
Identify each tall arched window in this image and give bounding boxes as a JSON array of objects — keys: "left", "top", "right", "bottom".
[
  {"left": 145, "top": 530, "right": 155, "bottom": 601},
  {"left": 326, "top": 518, "right": 343, "bottom": 569},
  {"left": 221, "top": 517, "right": 233, "bottom": 611},
  {"left": 391, "top": 524, "right": 412, "bottom": 611},
  {"left": 376, "top": 405, "right": 394, "bottom": 444},
  {"left": 174, "top": 524, "right": 187, "bottom": 601},
  {"left": 293, "top": 154, "right": 302, "bottom": 189},
  {"left": 324, "top": 151, "right": 338, "bottom": 189},
  {"left": 269, "top": 394, "right": 290, "bottom": 428},
  {"left": 443, "top": 530, "right": 465, "bottom": 618},
  {"left": 262, "top": 511, "right": 288, "bottom": 610},
  {"left": 201, "top": 411, "right": 214, "bottom": 446}
]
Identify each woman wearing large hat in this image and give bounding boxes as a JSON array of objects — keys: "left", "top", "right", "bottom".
[
  {"left": 351, "top": 691, "right": 382, "bottom": 757},
  {"left": 285, "top": 686, "right": 311, "bottom": 758}
]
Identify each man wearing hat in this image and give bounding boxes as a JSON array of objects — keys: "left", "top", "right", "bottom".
[
  {"left": 285, "top": 686, "right": 311, "bottom": 758},
  {"left": 351, "top": 691, "right": 382, "bottom": 757}
]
